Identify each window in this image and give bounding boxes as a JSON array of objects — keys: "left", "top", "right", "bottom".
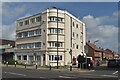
[
  {"left": 17, "top": 44, "right": 21, "bottom": 49},
  {"left": 52, "top": 55, "right": 54, "bottom": 61},
  {"left": 29, "top": 30, "right": 34, "bottom": 36},
  {"left": 30, "top": 18, "right": 35, "bottom": 24},
  {"left": 35, "top": 42, "right": 41, "bottom": 48},
  {"left": 43, "top": 54, "right": 45, "bottom": 61},
  {"left": 19, "top": 22, "right": 23, "bottom": 26},
  {"left": 37, "top": 56, "right": 41, "bottom": 60},
  {"left": 49, "top": 55, "right": 51, "bottom": 60},
  {"left": 35, "top": 29, "right": 41, "bottom": 35},
  {"left": 49, "top": 16, "right": 63, "bottom": 22},
  {"left": 23, "top": 55, "right": 27, "bottom": 60},
  {"left": 23, "top": 32, "right": 28, "bottom": 38},
  {"left": 55, "top": 55, "right": 59, "bottom": 60},
  {"left": 73, "top": 22, "right": 74, "bottom": 27},
  {"left": 49, "top": 55, "right": 62, "bottom": 61},
  {"left": 17, "top": 56, "right": 21, "bottom": 60},
  {"left": 49, "top": 28, "right": 63, "bottom": 34},
  {"left": 17, "top": 33, "right": 22, "bottom": 38},
  {"left": 60, "top": 55, "right": 62, "bottom": 60},
  {"left": 76, "top": 45, "right": 79, "bottom": 49},
  {"left": 17, "top": 42, "right": 42, "bottom": 49},
  {"left": 73, "top": 32, "right": 75, "bottom": 37},
  {"left": 76, "top": 34, "right": 78, "bottom": 38},
  {"left": 29, "top": 56, "right": 34, "bottom": 60},
  {"left": 48, "top": 42, "right": 63, "bottom": 47},
  {"left": 22, "top": 44, "right": 27, "bottom": 49},
  {"left": 24, "top": 20, "right": 29, "bottom": 25},
  {"left": 76, "top": 24, "right": 78, "bottom": 28},
  {"left": 28, "top": 43, "right": 34, "bottom": 49},
  {"left": 36, "top": 16, "right": 41, "bottom": 22}
]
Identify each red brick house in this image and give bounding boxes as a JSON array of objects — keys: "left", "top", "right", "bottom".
[
  {"left": 103, "top": 49, "right": 114, "bottom": 59},
  {"left": 85, "top": 41, "right": 115, "bottom": 65}
]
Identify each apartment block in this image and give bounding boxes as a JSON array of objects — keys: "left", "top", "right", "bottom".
[{"left": 15, "top": 7, "right": 86, "bottom": 66}]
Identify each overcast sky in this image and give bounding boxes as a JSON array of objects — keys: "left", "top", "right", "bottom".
[{"left": 1, "top": 2, "right": 118, "bottom": 53}]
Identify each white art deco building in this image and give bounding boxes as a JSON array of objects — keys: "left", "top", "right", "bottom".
[{"left": 15, "top": 7, "right": 86, "bottom": 66}]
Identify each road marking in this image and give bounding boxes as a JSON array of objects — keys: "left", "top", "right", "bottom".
[
  {"left": 39, "top": 77, "right": 45, "bottom": 78},
  {"left": 59, "top": 76, "right": 73, "bottom": 78},
  {"left": 4, "top": 72, "right": 26, "bottom": 76},
  {"left": 103, "top": 75, "right": 117, "bottom": 77},
  {"left": 113, "top": 71, "right": 118, "bottom": 75},
  {"left": 84, "top": 74, "right": 118, "bottom": 78}
]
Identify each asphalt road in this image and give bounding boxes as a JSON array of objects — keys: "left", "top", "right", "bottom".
[{"left": 1, "top": 66, "right": 119, "bottom": 80}]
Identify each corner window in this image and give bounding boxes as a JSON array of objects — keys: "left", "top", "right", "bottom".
[
  {"left": 48, "top": 42, "right": 63, "bottom": 47},
  {"left": 24, "top": 20, "right": 29, "bottom": 25},
  {"left": 19, "top": 22, "right": 23, "bottom": 26},
  {"left": 49, "top": 55, "right": 62, "bottom": 61}
]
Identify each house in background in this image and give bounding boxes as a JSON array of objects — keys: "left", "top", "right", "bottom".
[
  {"left": 85, "top": 41, "right": 118, "bottom": 65},
  {"left": 0, "top": 39, "right": 15, "bottom": 63}
]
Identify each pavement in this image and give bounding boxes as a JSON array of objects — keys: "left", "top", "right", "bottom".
[{"left": 1, "top": 64, "right": 95, "bottom": 72}]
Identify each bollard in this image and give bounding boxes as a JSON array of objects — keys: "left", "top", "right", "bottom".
[
  {"left": 6, "top": 62, "right": 8, "bottom": 67},
  {"left": 70, "top": 66, "right": 72, "bottom": 71},
  {"left": 88, "top": 63, "right": 91, "bottom": 70},
  {"left": 15, "top": 62, "right": 16, "bottom": 67},
  {"left": 4, "top": 61, "right": 6, "bottom": 64},
  {"left": 35, "top": 63, "right": 37, "bottom": 69},
  {"left": 25, "top": 62, "right": 26, "bottom": 68},
  {"left": 49, "top": 65, "right": 51, "bottom": 70}
]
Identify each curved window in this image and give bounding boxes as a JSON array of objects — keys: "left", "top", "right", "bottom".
[
  {"left": 48, "top": 41, "right": 63, "bottom": 47},
  {"left": 49, "top": 55, "right": 62, "bottom": 61},
  {"left": 49, "top": 16, "right": 64, "bottom": 22},
  {"left": 49, "top": 28, "right": 64, "bottom": 34}
]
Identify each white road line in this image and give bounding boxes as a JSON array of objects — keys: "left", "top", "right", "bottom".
[
  {"left": 59, "top": 76, "right": 73, "bottom": 78},
  {"left": 102, "top": 75, "right": 118, "bottom": 78},
  {"left": 4, "top": 72, "right": 26, "bottom": 76},
  {"left": 113, "top": 71, "right": 118, "bottom": 75},
  {"left": 39, "top": 77, "right": 45, "bottom": 78}
]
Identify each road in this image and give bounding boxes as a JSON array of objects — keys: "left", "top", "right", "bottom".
[{"left": 1, "top": 65, "right": 119, "bottom": 80}]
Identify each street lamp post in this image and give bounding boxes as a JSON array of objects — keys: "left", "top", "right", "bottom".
[
  {"left": 56, "top": 7, "right": 59, "bottom": 69},
  {"left": 93, "top": 40, "right": 99, "bottom": 66}
]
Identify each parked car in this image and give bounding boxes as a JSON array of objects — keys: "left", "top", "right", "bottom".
[{"left": 107, "top": 59, "right": 120, "bottom": 68}]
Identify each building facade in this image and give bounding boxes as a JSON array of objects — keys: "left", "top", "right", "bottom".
[
  {"left": 0, "top": 39, "right": 15, "bottom": 63},
  {"left": 15, "top": 7, "right": 86, "bottom": 66}
]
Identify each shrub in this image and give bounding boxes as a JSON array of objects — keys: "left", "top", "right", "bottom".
[{"left": 7, "top": 59, "right": 18, "bottom": 65}]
